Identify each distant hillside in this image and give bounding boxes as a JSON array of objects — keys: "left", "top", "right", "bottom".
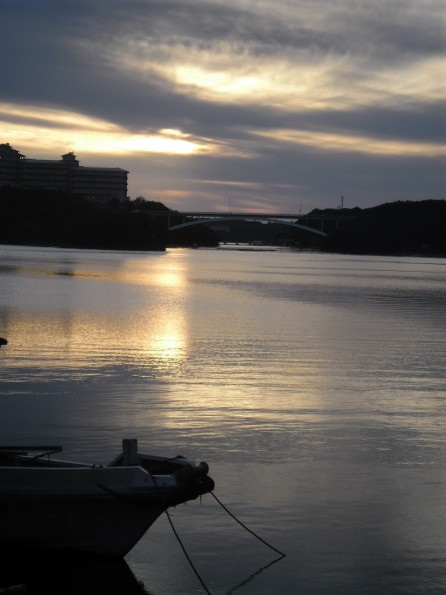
[
  {"left": 322, "top": 200, "right": 446, "bottom": 256},
  {"left": 2, "top": 189, "right": 443, "bottom": 255},
  {"left": 0, "top": 187, "right": 169, "bottom": 250},
  {"left": 0, "top": 188, "right": 219, "bottom": 250}
]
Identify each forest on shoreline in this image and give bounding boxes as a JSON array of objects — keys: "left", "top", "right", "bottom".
[
  {"left": 0, "top": 187, "right": 217, "bottom": 250},
  {"left": 0, "top": 186, "right": 444, "bottom": 256},
  {"left": 320, "top": 199, "right": 446, "bottom": 256}
]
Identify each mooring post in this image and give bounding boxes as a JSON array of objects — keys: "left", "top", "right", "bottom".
[{"left": 122, "top": 439, "right": 139, "bottom": 465}]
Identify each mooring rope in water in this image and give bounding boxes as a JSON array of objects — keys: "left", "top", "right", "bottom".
[
  {"left": 165, "top": 509, "right": 213, "bottom": 595},
  {"left": 225, "top": 555, "right": 285, "bottom": 595},
  {"left": 210, "top": 491, "right": 286, "bottom": 558},
  {"left": 166, "top": 492, "right": 286, "bottom": 595}
]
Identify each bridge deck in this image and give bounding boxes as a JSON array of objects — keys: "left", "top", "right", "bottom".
[{"left": 145, "top": 211, "right": 354, "bottom": 221}]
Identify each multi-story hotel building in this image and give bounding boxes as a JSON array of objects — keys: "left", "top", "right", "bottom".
[{"left": 0, "top": 143, "right": 128, "bottom": 203}]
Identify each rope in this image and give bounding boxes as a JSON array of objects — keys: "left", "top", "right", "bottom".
[
  {"left": 225, "top": 555, "right": 285, "bottom": 595},
  {"left": 165, "top": 509, "right": 213, "bottom": 595},
  {"left": 210, "top": 492, "right": 286, "bottom": 558},
  {"left": 165, "top": 491, "right": 285, "bottom": 594}
]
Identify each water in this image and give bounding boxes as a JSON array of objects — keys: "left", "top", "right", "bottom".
[{"left": 1, "top": 244, "right": 445, "bottom": 594}]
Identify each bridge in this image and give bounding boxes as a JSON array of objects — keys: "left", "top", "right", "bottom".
[{"left": 146, "top": 211, "right": 355, "bottom": 237}]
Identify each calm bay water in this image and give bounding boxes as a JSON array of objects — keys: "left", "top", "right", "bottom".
[{"left": 0, "top": 244, "right": 445, "bottom": 594}]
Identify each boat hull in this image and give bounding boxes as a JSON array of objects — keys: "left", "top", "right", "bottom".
[
  {"left": 0, "top": 444, "right": 214, "bottom": 557},
  {"left": 0, "top": 492, "right": 166, "bottom": 557}
]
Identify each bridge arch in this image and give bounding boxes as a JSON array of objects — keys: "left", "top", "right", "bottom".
[{"left": 168, "top": 216, "right": 327, "bottom": 237}]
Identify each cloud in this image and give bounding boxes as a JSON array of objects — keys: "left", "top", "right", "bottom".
[
  {"left": 252, "top": 127, "right": 444, "bottom": 158},
  {"left": 0, "top": 103, "right": 220, "bottom": 157},
  {"left": 0, "top": 0, "right": 444, "bottom": 210}
]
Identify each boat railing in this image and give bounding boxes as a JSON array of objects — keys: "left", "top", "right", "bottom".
[
  {"left": 0, "top": 446, "right": 63, "bottom": 456},
  {"left": 0, "top": 446, "right": 64, "bottom": 466}
]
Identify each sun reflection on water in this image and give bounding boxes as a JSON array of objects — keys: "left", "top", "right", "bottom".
[{"left": 1, "top": 250, "right": 192, "bottom": 379}]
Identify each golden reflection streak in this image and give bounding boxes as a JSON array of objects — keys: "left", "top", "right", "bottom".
[
  {"left": 130, "top": 255, "right": 189, "bottom": 369},
  {"left": 127, "top": 255, "right": 189, "bottom": 367},
  {"left": 5, "top": 309, "right": 188, "bottom": 373},
  {"left": 120, "top": 254, "right": 189, "bottom": 289},
  {"left": 146, "top": 316, "right": 187, "bottom": 363},
  {"left": 5, "top": 258, "right": 189, "bottom": 372}
]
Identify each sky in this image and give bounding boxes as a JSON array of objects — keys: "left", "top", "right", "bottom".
[{"left": 1, "top": 0, "right": 445, "bottom": 213}]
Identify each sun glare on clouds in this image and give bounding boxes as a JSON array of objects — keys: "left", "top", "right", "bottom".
[
  {"left": 136, "top": 48, "right": 445, "bottom": 114},
  {"left": 0, "top": 103, "right": 212, "bottom": 156},
  {"left": 148, "top": 56, "right": 345, "bottom": 110},
  {"left": 254, "top": 128, "right": 445, "bottom": 157}
]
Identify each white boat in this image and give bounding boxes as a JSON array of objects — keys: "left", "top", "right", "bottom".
[{"left": 0, "top": 439, "right": 214, "bottom": 557}]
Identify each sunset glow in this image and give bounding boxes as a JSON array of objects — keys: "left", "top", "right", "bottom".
[
  {"left": 1, "top": 0, "right": 444, "bottom": 211},
  {"left": 0, "top": 104, "right": 212, "bottom": 156},
  {"left": 254, "top": 128, "right": 445, "bottom": 158}
]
